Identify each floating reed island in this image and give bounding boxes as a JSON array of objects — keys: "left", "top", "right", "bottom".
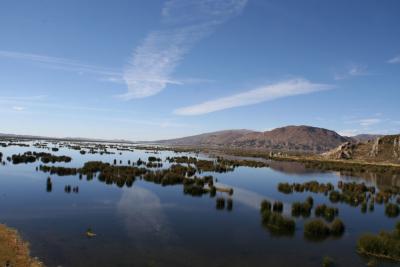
[
  {"left": 38, "top": 161, "right": 234, "bottom": 198},
  {"left": 8, "top": 151, "right": 71, "bottom": 164},
  {"left": 357, "top": 222, "right": 400, "bottom": 262},
  {"left": 166, "top": 155, "right": 268, "bottom": 172},
  {"left": 260, "top": 200, "right": 295, "bottom": 236},
  {"left": 278, "top": 180, "right": 400, "bottom": 218},
  {"left": 304, "top": 218, "right": 345, "bottom": 241}
]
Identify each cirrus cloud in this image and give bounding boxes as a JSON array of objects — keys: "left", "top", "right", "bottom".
[
  {"left": 387, "top": 55, "right": 400, "bottom": 64},
  {"left": 121, "top": 0, "right": 247, "bottom": 99},
  {"left": 174, "top": 78, "right": 332, "bottom": 116}
]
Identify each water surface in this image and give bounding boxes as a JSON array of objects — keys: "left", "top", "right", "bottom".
[{"left": 0, "top": 142, "right": 398, "bottom": 267}]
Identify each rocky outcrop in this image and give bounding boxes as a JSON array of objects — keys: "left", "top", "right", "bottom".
[
  {"left": 324, "top": 134, "right": 400, "bottom": 164},
  {"left": 322, "top": 142, "right": 355, "bottom": 159},
  {"left": 369, "top": 137, "right": 380, "bottom": 157},
  {"left": 393, "top": 136, "right": 400, "bottom": 160}
]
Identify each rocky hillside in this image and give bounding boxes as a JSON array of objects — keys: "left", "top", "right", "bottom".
[
  {"left": 352, "top": 134, "right": 382, "bottom": 143},
  {"left": 158, "top": 125, "right": 351, "bottom": 153},
  {"left": 323, "top": 134, "right": 400, "bottom": 163}
]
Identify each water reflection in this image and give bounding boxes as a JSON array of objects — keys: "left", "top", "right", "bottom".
[
  {"left": 116, "top": 186, "right": 176, "bottom": 244},
  {"left": 218, "top": 183, "right": 291, "bottom": 213}
]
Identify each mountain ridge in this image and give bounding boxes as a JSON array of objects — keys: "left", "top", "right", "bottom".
[{"left": 156, "top": 125, "right": 353, "bottom": 153}]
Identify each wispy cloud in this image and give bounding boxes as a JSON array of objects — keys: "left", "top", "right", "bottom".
[
  {"left": 174, "top": 78, "right": 331, "bottom": 116},
  {"left": 0, "top": 50, "right": 121, "bottom": 80},
  {"left": 0, "top": 95, "right": 132, "bottom": 114},
  {"left": 338, "top": 129, "right": 360, "bottom": 137},
  {"left": 345, "top": 116, "right": 384, "bottom": 127},
  {"left": 357, "top": 118, "right": 381, "bottom": 127},
  {"left": 12, "top": 106, "right": 25, "bottom": 111},
  {"left": 334, "top": 63, "right": 369, "bottom": 80},
  {"left": 0, "top": 95, "right": 47, "bottom": 101},
  {"left": 121, "top": 0, "right": 247, "bottom": 99},
  {"left": 387, "top": 55, "right": 400, "bottom": 64}
]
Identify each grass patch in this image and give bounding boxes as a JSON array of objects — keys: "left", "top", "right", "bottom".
[{"left": 0, "top": 224, "right": 44, "bottom": 267}]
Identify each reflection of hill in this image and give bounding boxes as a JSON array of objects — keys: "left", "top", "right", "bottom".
[
  {"left": 338, "top": 171, "right": 400, "bottom": 190},
  {"left": 268, "top": 160, "right": 318, "bottom": 175}
]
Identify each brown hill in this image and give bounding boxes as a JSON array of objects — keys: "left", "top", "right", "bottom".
[
  {"left": 157, "top": 129, "right": 255, "bottom": 147},
  {"left": 232, "top": 126, "right": 349, "bottom": 152},
  {"left": 158, "top": 125, "right": 350, "bottom": 153},
  {"left": 323, "top": 134, "right": 400, "bottom": 164}
]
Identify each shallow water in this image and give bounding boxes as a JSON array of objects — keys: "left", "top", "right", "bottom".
[{"left": 0, "top": 142, "right": 399, "bottom": 267}]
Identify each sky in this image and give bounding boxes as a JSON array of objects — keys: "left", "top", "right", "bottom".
[{"left": 0, "top": 0, "right": 399, "bottom": 140}]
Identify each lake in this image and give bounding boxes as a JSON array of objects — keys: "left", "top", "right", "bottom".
[{"left": 0, "top": 141, "right": 399, "bottom": 267}]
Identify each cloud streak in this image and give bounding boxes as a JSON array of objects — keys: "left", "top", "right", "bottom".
[
  {"left": 334, "top": 63, "right": 369, "bottom": 80},
  {"left": 357, "top": 118, "right": 381, "bottom": 127},
  {"left": 12, "top": 106, "right": 25, "bottom": 111},
  {"left": 121, "top": 0, "right": 247, "bottom": 99},
  {"left": 0, "top": 50, "right": 121, "bottom": 80},
  {"left": 388, "top": 55, "right": 400, "bottom": 64},
  {"left": 174, "top": 78, "right": 331, "bottom": 115}
]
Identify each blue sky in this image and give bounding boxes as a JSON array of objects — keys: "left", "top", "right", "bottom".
[{"left": 0, "top": 0, "right": 399, "bottom": 140}]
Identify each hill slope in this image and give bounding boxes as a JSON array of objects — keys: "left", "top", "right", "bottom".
[
  {"left": 158, "top": 125, "right": 350, "bottom": 153},
  {"left": 323, "top": 134, "right": 400, "bottom": 163},
  {"left": 157, "top": 129, "right": 254, "bottom": 147}
]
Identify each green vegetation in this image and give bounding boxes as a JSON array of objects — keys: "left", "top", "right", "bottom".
[
  {"left": 277, "top": 183, "right": 292, "bottom": 194},
  {"left": 385, "top": 203, "right": 400, "bottom": 218},
  {"left": 304, "top": 218, "right": 345, "bottom": 240},
  {"left": 322, "top": 256, "right": 334, "bottom": 267},
  {"left": 10, "top": 152, "right": 71, "bottom": 164},
  {"left": 39, "top": 165, "right": 78, "bottom": 176},
  {"left": 260, "top": 200, "right": 272, "bottom": 212},
  {"left": 166, "top": 155, "right": 268, "bottom": 174},
  {"left": 148, "top": 156, "right": 162, "bottom": 162},
  {"left": 278, "top": 181, "right": 334, "bottom": 195},
  {"left": 357, "top": 222, "right": 400, "bottom": 261},
  {"left": 304, "top": 219, "right": 330, "bottom": 240},
  {"left": 330, "top": 219, "right": 345, "bottom": 236},
  {"left": 272, "top": 201, "right": 283, "bottom": 213},
  {"left": 39, "top": 160, "right": 234, "bottom": 200},
  {"left": 183, "top": 184, "right": 207, "bottom": 196},
  {"left": 260, "top": 200, "right": 295, "bottom": 235},
  {"left": 291, "top": 201, "right": 312, "bottom": 218},
  {"left": 315, "top": 204, "right": 339, "bottom": 222}
]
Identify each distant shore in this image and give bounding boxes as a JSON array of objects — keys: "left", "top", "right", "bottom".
[{"left": 162, "top": 145, "right": 400, "bottom": 173}]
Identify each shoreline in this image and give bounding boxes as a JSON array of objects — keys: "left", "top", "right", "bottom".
[
  {"left": 0, "top": 224, "right": 44, "bottom": 267},
  {"left": 162, "top": 145, "right": 400, "bottom": 174}
]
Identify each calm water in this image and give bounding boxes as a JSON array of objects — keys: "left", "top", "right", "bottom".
[{"left": 0, "top": 142, "right": 399, "bottom": 267}]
